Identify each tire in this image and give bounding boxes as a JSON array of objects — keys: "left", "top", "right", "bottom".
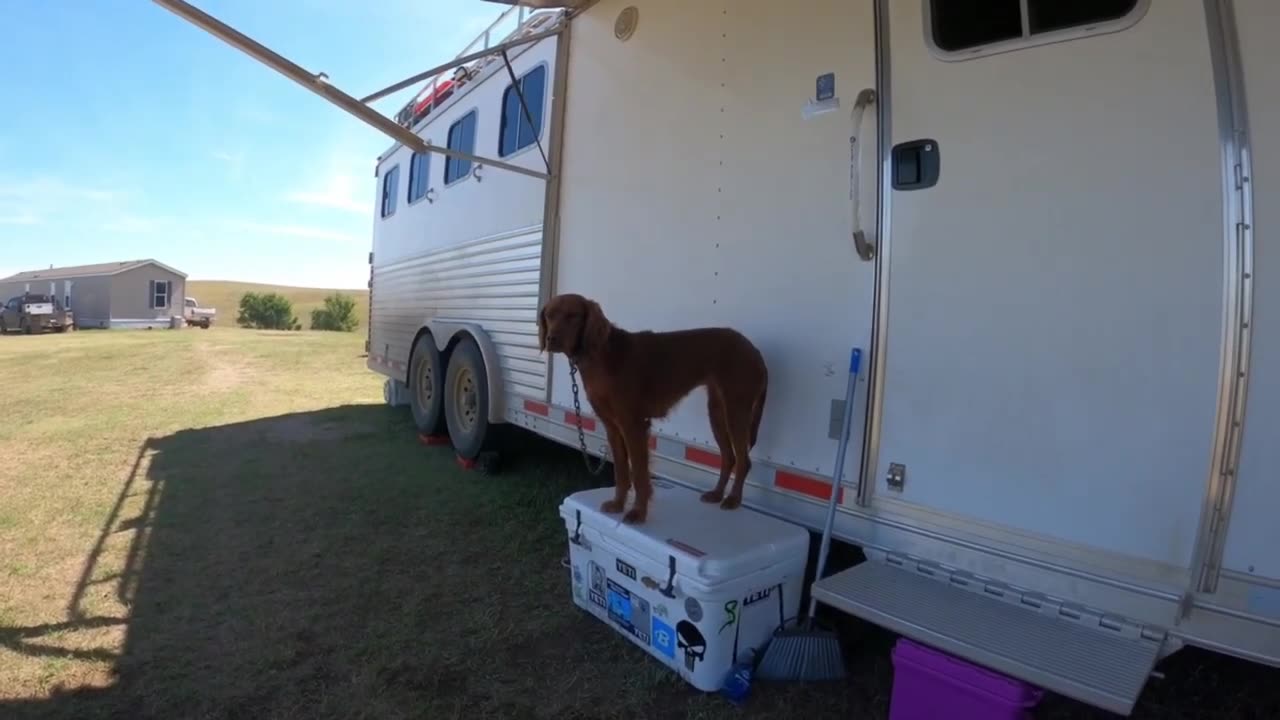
[
  {"left": 200, "top": 318, "right": 210, "bottom": 329},
  {"left": 408, "top": 333, "right": 447, "bottom": 436},
  {"left": 444, "top": 334, "right": 491, "bottom": 460}
]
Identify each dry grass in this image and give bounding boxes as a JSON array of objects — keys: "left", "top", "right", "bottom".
[
  {"left": 186, "top": 280, "right": 369, "bottom": 330},
  {"left": 0, "top": 327, "right": 1275, "bottom": 719}
]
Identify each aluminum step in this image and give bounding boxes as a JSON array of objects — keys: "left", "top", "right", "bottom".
[{"left": 811, "top": 558, "right": 1164, "bottom": 716}]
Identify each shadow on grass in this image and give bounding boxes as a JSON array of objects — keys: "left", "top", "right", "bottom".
[{"left": 0, "top": 404, "right": 1277, "bottom": 720}]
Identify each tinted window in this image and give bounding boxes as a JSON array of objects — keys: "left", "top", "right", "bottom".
[
  {"left": 931, "top": 0, "right": 1022, "bottom": 53},
  {"left": 445, "top": 110, "right": 478, "bottom": 184},
  {"left": 1027, "top": 0, "right": 1139, "bottom": 34},
  {"left": 381, "top": 164, "right": 399, "bottom": 217},
  {"left": 499, "top": 65, "right": 547, "bottom": 157},
  {"left": 931, "top": 0, "right": 1139, "bottom": 53},
  {"left": 408, "top": 152, "right": 430, "bottom": 203}
]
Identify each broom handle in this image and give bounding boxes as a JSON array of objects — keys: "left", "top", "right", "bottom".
[{"left": 807, "top": 347, "right": 862, "bottom": 621}]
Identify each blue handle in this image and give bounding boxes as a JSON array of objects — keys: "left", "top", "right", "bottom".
[{"left": 849, "top": 347, "right": 862, "bottom": 375}]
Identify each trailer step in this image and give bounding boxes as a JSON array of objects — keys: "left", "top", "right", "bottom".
[{"left": 810, "top": 558, "right": 1164, "bottom": 716}]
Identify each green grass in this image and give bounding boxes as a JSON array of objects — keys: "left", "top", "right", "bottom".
[
  {"left": 186, "top": 280, "right": 369, "bottom": 330},
  {"left": 0, "top": 327, "right": 1275, "bottom": 719}
]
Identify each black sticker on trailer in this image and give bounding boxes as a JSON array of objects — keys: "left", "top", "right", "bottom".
[{"left": 606, "top": 578, "right": 650, "bottom": 644}]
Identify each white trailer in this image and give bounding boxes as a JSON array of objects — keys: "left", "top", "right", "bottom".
[{"left": 154, "top": 0, "right": 1278, "bottom": 715}]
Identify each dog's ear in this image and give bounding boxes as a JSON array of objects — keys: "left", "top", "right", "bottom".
[
  {"left": 537, "top": 305, "right": 548, "bottom": 352},
  {"left": 582, "top": 299, "right": 611, "bottom": 355}
]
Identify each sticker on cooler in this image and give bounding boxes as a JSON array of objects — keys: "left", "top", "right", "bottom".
[{"left": 606, "top": 578, "right": 651, "bottom": 644}]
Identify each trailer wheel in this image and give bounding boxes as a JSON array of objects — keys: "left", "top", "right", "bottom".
[
  {"left": 409, "top": 333, "right": 447, "bottom": 435},
  {"left": 444, "top": 334, "right": 490, "bottom": 460}
]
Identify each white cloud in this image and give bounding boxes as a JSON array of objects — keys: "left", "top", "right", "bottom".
[
  {"left": 223, "top": 219, "right": 364, "bottom": 245},
  {"left": 0, "top": 211, "right": 39, "bottom": 226},
  {"left": 211, "top": 149, "right": 246, "bottom": 179},
  {"left": 284, "top": 171, "right": 369, "bottom": 215},
  {"left": 0, "top": 176, "right": 127, "bottom": 230}
]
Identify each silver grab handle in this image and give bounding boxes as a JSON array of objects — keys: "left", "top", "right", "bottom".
[{"left": 850, "top": 88, "right": 877, "bottom": 262}]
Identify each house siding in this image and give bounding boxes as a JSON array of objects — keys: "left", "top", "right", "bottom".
[{"left": 110, "top": 265, "right": 186, "bottom": 326}]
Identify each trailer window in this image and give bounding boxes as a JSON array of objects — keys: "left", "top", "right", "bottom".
[
  {"left": 929, "top": 0, "right": 1142, "bottom": 56},
  {"left": 408, "top": 151, "right": 430, "bottom": 204},
  {"left": 380, "top": 164, "right": 400, "bottom": 217},
  {"left": 498, "top": 65, "right": 546, "bottom": 157},
  {"left": 445, "top": 109, "right": 478, "bottom": 185}
]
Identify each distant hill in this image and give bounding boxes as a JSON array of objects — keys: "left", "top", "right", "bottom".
[{"left": 187, "top": 280, "right": 369, "bottom": 330}]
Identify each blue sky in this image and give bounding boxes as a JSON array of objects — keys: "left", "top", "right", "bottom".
[{"left": 0, "top": 0, "right": 505, "bottom": 288}]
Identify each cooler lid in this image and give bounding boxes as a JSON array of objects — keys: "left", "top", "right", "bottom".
[{"left": 560, "top": 481, "right": 810, "bottom": 585}]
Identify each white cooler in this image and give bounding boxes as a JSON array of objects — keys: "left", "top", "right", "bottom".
[{"left": 560, "top": 480, "right": 810, "bottom": 691}]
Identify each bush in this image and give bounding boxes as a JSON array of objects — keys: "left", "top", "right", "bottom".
[
  {"left": 236, "top": 291, "right": 299, "bottom": 330},
  {"left": 310, "top": 293, "right": 360, "bottom": 332}
]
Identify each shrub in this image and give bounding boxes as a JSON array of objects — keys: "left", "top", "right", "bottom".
[
  {"left": 236, "top": 291, "right": 299, "bottom": 330},
  {"left": 310, "top": 293, "right": 360, "bottom": 332}
]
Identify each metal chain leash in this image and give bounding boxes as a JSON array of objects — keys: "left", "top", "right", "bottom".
[{"left": 569, "top": 362, "right": 609, "bottom": 475}]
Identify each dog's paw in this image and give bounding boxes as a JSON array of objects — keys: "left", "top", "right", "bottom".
[
  {"left": 622, "top": 508, "right": 647, "bottom": 525},
  {"left": 719, "top": 495, "right": 742, "bottom": 511},
  {"left": 599, "top": 499, "right": 625, "bottom": 514},
  {"left": 699, "top": 490, "right": 724, "bottom": 504}
]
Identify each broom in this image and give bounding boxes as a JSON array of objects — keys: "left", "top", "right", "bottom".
[{"left": 756, "top": 346, "right": 862, "bottom": 682}]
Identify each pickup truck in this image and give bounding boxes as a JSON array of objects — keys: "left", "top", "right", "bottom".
[
  {"left": 0, "top": 293, "right": 74, "bottom": 334},
  {"left": 183, "top": 296, "right": 216, "bottom": 328}
]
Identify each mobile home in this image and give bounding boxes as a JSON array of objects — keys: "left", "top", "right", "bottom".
[
  {"left": 156, "top": 0, "right": 1279, "bottom": 715},
  {"left": 0, "top": 259, "right": 187, "bottom": 330}
]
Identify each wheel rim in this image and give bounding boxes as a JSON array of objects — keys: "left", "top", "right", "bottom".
[
  {"left": 414, "top": 356, "right": 435, "bottom": 410},
  {"left": 452, "top": 366, "right": 479, "bottom": 433}
]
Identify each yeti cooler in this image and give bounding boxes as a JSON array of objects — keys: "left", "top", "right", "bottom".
[{"left": 560, "top": 480, "right": 810, "bottom": 691}]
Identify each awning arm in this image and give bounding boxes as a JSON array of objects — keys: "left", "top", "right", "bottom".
[
  {"left": 150, "top": 0, "right": 549, "bottom": 181},
  {"left": 359, "top": 24, "right": 564, "bottom": 106}
]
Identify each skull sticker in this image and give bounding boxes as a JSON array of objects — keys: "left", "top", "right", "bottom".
[{"left": 676, "top": 620, "right": 707, "bottom": 672}]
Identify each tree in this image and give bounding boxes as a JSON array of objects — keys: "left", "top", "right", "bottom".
[
  {"left": 236, "top": 291, "right": 299, "bottom": 330},
  {"left": 310, "top": 292, "right": 360, "bottom": 332}
]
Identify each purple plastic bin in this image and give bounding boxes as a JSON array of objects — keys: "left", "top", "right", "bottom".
[{"left": 889, "top": 638, "right": 1044, "bottom": 720}]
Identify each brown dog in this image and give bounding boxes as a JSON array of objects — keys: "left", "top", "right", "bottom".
[{"left": 538, "top": 293, "right": 768, "bottom": 524}]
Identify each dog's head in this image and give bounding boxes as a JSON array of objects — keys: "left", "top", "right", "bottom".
[{"left": 538, "top": 293, "right": 611, "bottom": 358}]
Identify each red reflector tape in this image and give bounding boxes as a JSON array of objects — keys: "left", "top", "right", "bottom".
[
  {"left": 775, "top": 470, "right": 843, "bottom": 503},
  {"left": 684, "top": 446, "right": 722, "bottom": 470},
  {"left": 564, "top": 411, "right": 597, "bottom": 432},
  {"left": 523, "top": 400, "right": 550, "bottom": 416}
]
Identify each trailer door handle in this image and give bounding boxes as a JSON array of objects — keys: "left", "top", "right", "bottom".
[
  {"left": 892, "top": 139, "right": 940, "bottom": 190},
  {"left": 849, "top": 88, "right": 877, "bottom": 261}
]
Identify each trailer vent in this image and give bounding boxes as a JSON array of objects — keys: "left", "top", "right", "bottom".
[{"left": 614, "top": 6, "right": 638, "bottom": 41}]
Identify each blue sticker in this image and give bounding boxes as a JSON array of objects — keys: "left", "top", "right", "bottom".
[{"left": 651, "top": 617, "right": 675, "bottom": 659}]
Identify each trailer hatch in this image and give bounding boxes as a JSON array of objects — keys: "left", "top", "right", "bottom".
[{"left": 811, "top": 558, "right": 1164, "bottom": 716}]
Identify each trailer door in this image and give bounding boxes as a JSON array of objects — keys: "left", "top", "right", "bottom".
[{"left": 873, "top": 1, "right": 1225, "bottom": 571}]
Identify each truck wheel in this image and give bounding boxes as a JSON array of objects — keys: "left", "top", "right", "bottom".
[
  {"left": 408, "top": 333, "right": 447, "bottom": 436},
  {"left": 200, "top": 318, "right": 210, "bottom": 329},
  {"left": 444, "top": 334, "right": 491, "bottom": 460}
]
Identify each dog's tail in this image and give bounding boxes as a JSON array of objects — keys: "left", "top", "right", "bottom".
[{"left": 748, "top": 382, "right": 767, "bottom": 450}]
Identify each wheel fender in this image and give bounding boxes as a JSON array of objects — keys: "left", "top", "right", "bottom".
[{"left": 424, "top": 320, "right": 506, "bottom": 424}]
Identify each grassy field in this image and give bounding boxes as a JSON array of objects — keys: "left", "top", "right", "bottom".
[
  {"left": 0, "top": 327, "right": 1276, "bottom": 719},
  {"left": 186, "top": 280, "right": 369, "bottom": 330}
]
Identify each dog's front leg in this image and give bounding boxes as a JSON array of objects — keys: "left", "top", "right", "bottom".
[
  {"left": 599, "top": 418, "right": 631, "bottom": 514},
  {"left": 621, "top": 419, "right": 652, "bottom": 525}
]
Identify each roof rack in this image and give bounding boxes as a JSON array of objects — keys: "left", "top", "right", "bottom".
[{"left": 391, "top": 7, "right": 563, "bottom": 131}]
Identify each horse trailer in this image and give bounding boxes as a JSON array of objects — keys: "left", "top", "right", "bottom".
[{"left": 155, "top": 0, "right": 1279, "bottom": 715}]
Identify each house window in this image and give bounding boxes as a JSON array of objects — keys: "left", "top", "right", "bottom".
[
  {"left": 64, "top": 280, "right": 73, "bottom": 310},
  {"left": 499, "top": 65, "right": 546, "bottom": 157},
  {"left": 929, "top": 0, "right": 1141, "bottom": 55},
  {"left": 408, "top": 151, "right": 430, "bottom": 203},
  {"left": 381, "top": 164, "right": 400, "bottom": 217},
  {"left": 151, "top": 279, "right": 171, "bottom": 310},
  {"left": 444, "top": 109, "right": 478, "bottom": 185}
]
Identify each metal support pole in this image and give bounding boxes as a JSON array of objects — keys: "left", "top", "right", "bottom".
[{"left": 150, "top": 0, "right": 549, "bottom": 181}]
